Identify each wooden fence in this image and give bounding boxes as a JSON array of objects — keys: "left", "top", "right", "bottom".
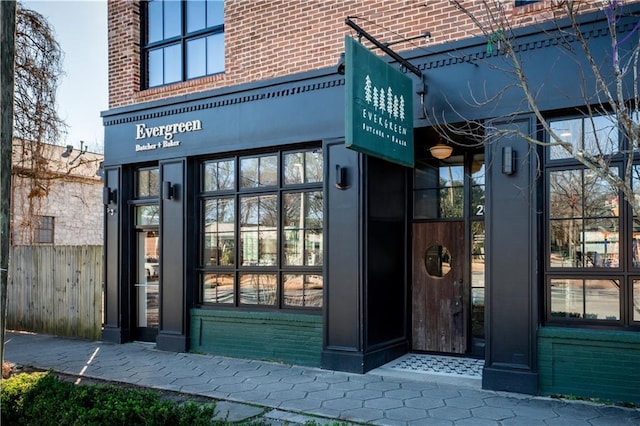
[{"left": 6, "top": 245, "right": 103, "bottom": 340}]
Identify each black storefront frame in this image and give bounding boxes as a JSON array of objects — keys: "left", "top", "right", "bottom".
[
  {"left": 542, "top": 116, "right": 640, "bottom": 330},
  {"left": 102, "top": 5, "right": 640, "bottom": 394},
  {"left": 410, "top": 143, "right": 488, "bottom": 358},
  {"left": 194, "top": 145, "right": 325, "bottom": 312}
]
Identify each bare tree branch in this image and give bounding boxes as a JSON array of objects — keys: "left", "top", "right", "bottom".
[{"left": 440, "top": 0, "right": 640, "bottom": 217}]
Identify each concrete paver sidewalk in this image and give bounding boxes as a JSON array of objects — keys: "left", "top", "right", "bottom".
[{"left": 4, "top": 331, "right": 639, "bottom": 425}]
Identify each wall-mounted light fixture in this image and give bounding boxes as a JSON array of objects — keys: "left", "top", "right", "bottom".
[
  {"left": 335, "top": 164, "right": 348, "bottom": 190},
  {"left": 429, "top": 142, "right": 453, "bottom": 160},
  {"left": 103, "top": 187, "right": 117, "bottom": 205},
  {"left": 163, "top": 181, "right": 177, "bottom": 200},
  {"left": 502, "top": 146, "right": 516, "bottom": 175},
  {"left": 103, "top": 186, "right": 117, "bottom": 216}
]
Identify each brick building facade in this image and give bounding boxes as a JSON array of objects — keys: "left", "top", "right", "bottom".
[
  {"left": 102, "top": 1, "right": 640, "bottom": 403},
  {"left": 107, "top": 1, "right": 605, "bottom": 108}
]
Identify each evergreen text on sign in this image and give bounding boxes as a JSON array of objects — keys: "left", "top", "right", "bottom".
[{"left": 344, "top": 36, "right": 414, "bottom": 168}]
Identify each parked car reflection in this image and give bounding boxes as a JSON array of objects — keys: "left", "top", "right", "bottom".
[{"left": 145, "top": 257, "right": 159, "bottom": 278}]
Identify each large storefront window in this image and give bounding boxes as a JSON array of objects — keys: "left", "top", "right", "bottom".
[
  {"left": 549, "top": 168, "right": 619, "bottom": 268},
  {"left": 545, "top": 115, "right": 638, "bottom": 327},
  {"left": 143, "top": 0, "right": 225, "bottom": 88},
  {"left": 200, "top": 148, "right": 323, "bottom": 310}
]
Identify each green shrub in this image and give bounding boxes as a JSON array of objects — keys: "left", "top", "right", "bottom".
[
  {"left": 1, "top": 371, "right": 49, "bottom": 424},
  {"left": 1, "top": 372, "right": 217, "bottom": 426}
]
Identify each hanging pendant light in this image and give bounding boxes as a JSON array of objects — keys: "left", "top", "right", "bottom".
[{"left": 429, "top": 142, "right": 453, "bottom": 159}]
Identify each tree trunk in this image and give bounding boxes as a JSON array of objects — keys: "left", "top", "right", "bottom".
[{"left": 0, "top": 0, "right": 16, "bottom": 367}]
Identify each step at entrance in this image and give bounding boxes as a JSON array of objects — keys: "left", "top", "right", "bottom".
[{"left": 384, "top": 353, "right": 484, "bottom": 378}]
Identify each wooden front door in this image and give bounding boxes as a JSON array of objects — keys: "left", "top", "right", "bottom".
[{"left": 412, "top": 221, "right": 466, "bottom": 353}]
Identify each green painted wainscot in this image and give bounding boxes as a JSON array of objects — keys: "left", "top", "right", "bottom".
[
  {"left": 538, "top": 327, "right": 640, "bottom": 405},
  {"left": 190, "top": 309, "right": 323, "bottom": 367}
]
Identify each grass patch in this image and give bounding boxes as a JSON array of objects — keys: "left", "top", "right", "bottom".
[
  {"left": 548, "top": 393, "right": 638, "bottom": 409},
  {"left": 1, "top": 371, "right": 224, "bottom": 425}
]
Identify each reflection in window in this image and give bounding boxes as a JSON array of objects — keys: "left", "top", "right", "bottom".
[
  {"left": 550, "top": 279, "right": 619, "bottom": 320},
  {"left": 549, "top": 115, "right": 618, "bottom": 160},
  {"left": 283, "top": 192, "right": 323, "bottom": 266},
  {"left": 284, "top": 274, "right": 323, "bottom": 307},
  {"left": 545, "top": 115, "right": 640, "bottom": 328},
  {"left": 471, "top": 155, "right": 485, "bottom": 217},
  {"left": 634, "top": 223, "right": 640, "bottom": 268},
  {"left": 137, "top": 167, "right": 160, "bottom": 197},
  {"left": 202, "top": 198, "right": 235, "bottom": 266},
  {"left": 137, "top": 231, "right": 160, "bottom": 328},
  {"left": 240, "top": 195, "right": 278, "bottom": 266},
  {"left": 147, "top": 43, "right": 182, "bottom": 87},
  {"left": 147, "top": 0, "right": 180, "bottom": 43},
  {"left": 187, "top": 0, "right": 224, "bottom": 33},
  {"left": 425, "top": 245, "right": 452, "bottom": 277},
  {"left": 414, "top": 163, "right": 464, "bottom": 219},
  {"left": 136, "top": 205, "right": 160, "bottom": 226},
  {"left": 202, "top": 273, "right": 234, "bottom": 304},
  {"left": 549, "top": 168, "right": 619, "bottom": 268},
  {"left": 632, "top": 165, "right": 640, "bottom": 268},
  {"left": 200, "top": 148, "right": 323, "bottom": 310},
  {"left": 284, "top": 150, "right": 323, "bottom": 184},
  {"left": 187, "top": 33, "right": 225, "bottom": 79},
  {"left": 203, "top": 159, "right": 235, "bottom": 191},
  {"left": 240, "top": 273, "right": 276, "bottom": 305},
  {"left": 240, "top": 155, "right": 277, "bottom": 188},
  {"left": 634, "top": 280, "right": 640, "bottom": 321},
  {"left": 439, "top": 166, "right": 464, "bottom": 218},
  {"left": 471, "top": 221, "right": 485, "bottom": 339},
  {"left": 144, "top": 0, "right": 225, "bottom": 88}
]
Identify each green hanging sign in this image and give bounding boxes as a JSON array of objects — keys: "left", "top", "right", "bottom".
[{"left": 344, "top": 35, "right": 414, "bottom": 168}]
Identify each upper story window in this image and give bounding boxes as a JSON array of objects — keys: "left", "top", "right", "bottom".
[{"left": 143, "top": 0, "right": 225, "bottom": 89}]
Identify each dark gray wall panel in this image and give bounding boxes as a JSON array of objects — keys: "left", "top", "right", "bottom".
[
  {"left": 484, "top": 115, "right": 538, "bottom": 394},
  {"left": 159, "top": 160, "right": 186, "bottom": 339},
  {"left": 102, "top": 167, "right": 127, "bottom": 343},
  {"left": 324, "top": 141, "right": 362, "bottom": 351},
  {"left": 103, "top": 168, "right": 119, "bottom": 327},
  {"left": 103, "top": 78, "right": 345, "bottom": 167}
]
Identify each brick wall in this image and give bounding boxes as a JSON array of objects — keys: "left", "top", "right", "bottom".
[
  {"left": 108, "top": 0, "right": 609, "bottom": 109},
  {"left": 190, "top": 309, "right": 323, "bottom": 367},
  {"left": 538, "top": 327, "right": 640, "bottom": 405}
]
